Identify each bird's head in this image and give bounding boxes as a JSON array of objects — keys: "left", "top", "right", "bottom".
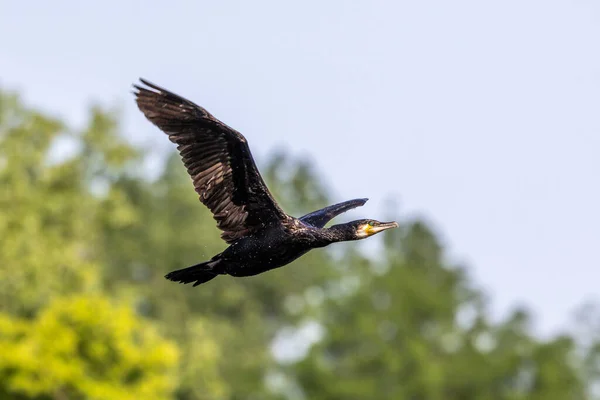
[
  {"left": 353, "top": 219, "right": 399, "bottom": 239},
  {"left": 330, "top": 219, "right": 399, "bottom": 240}
]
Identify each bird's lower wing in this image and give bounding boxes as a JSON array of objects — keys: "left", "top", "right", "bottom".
[{"left": 299, "top": 198, "right": 368, "bottom": 228}]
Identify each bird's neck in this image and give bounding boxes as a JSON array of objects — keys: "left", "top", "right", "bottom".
[{"left": 314, "top": 224, "right": 356, "bottom": 247}]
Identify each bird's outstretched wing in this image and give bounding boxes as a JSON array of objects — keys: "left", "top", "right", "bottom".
[
  {"left": 133, "top": 79, "right": 288, "bottom": 243},
  {"left": 300, "top": 198, "right": 368, "bottom": 228}
]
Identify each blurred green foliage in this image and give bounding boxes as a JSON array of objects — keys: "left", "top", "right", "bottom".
[
  {"left": 0, "top": 88, "right": 598, "bottom": 399},
  {"left": 0, "top": 295, "right": 179, "bottom": 400}
]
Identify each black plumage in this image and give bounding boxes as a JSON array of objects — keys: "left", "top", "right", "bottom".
[{"left": 133, "top": 79, "right": 398, "bottom": 286}]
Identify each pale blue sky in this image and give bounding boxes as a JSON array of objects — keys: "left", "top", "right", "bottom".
[{"left": 2, "top": 0, "right": 599, "bottom": 336}]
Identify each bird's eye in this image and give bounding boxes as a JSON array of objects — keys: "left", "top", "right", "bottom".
[{"left": 367, "top": 221, "right": 374, "bottom": 227}]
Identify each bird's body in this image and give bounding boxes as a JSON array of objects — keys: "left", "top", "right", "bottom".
[
  {"left": 211, "top": 221, "right": 313, "bottom": 277},
  {"left": 133, "top": 79, "right": 398, "bottom": 286}
]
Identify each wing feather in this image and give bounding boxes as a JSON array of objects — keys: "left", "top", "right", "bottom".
[{"left": 133, "top": 79, "right": 288, "bottom": 243}]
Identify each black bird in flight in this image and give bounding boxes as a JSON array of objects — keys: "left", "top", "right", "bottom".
[{"left": 133, "top": 79, "right": 398, "bottom": 286}]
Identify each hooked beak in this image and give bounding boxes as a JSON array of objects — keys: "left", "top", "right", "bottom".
[{"left": 367, "top": 221, "right": 399, "bottom": 235}]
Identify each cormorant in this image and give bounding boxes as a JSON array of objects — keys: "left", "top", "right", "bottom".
[{"left": 133, "top": 79, "right": 398, "bottom": 286}]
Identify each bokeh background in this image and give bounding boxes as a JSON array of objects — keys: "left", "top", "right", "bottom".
[{"left": 1, "top": 1, "right": 599, "bottom": 399}]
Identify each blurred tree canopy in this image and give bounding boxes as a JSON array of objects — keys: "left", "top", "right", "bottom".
[{"left": 0, "top": 88, "right": 598, "bottom": 399}]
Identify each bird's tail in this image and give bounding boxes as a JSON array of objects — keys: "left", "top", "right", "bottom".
[{"left": 165, "top": 260, "right": 219, "bottom": 287}]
